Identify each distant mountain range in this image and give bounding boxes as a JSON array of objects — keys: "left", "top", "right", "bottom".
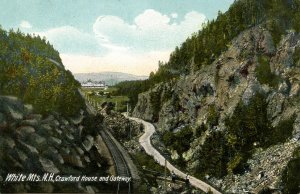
[{"left": 74, "top": 72, "right": 148, "bottom": 86}]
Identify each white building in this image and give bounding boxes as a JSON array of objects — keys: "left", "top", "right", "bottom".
[{"left": 81, "top": 80, "right": 107, "bottom": 89}]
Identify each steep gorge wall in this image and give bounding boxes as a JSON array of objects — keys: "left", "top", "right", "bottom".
[{"left": 133, "top": 26, "right": 300, "bottom": 193}]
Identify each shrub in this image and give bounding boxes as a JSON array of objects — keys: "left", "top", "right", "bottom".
[
  {"left": 264, "top": 115, "right": 296, "bottom": 146},
  {"left": 293, "top": 46, "right": 300, "bottom": 67},
  {"left": 195, "top": 131, "right": 227, "bottom": 178},
  {"left": 281, "top": 147, "right": 300, "bottom": 194},
  {"left": 225, "top": 93, "right": 295, "bottom": 175},
  {"left": 255, "top": 55, "right": 281, "bottom": 87},
  {"left": 207, "top": 105, "right": 219, "bottom": 127}
]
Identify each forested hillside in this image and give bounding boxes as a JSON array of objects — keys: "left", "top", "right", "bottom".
[
  {"left": 116, "top": 0, "right": 300, "bottom": 108},
  {"left": 132, "top": 0, "right": 300, "bottom": 193},
  {"left": 0, "top": 27, "right": 85, "bottom": 116}
]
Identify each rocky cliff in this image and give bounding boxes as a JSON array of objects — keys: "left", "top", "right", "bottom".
[
  {"left": 133, "top": 26, "right": 300, "bottom": 193},
  {"left": 0, "top": 96, "right": 111, "bottom": 193}
]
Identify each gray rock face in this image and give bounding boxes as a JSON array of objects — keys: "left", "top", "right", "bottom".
[
  {"left": 133, "top": 26, "right": 300, "bottom": 193},
  {"left": 133, "top": 90, "right": 155, "bottom": 121},
  {"left": 103, "top": 112, "right": 143, "bottom": 140}
]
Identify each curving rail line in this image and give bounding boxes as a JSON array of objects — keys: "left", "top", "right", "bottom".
[{"left": 100, "top": 130, "right": 131, "bottom": 193}]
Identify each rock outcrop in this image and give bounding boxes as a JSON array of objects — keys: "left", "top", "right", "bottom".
[
  {"left": 0, "top": 96, "right": 109, "bottom": 193},
  {"left": 103, "top": 111, "right": 143, "bottom": 143},
  {"left": 133, "top": 26, "right": 300, "bottom": 193}
]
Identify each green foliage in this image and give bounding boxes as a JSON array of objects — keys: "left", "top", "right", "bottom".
[
  {"left": 265, "top": 115, "right": 295, "bottom": 146},
  {"left": 256, "top": 55, "right": 280, "bottom": 87},
  {"left": 163, "top": 126, "right": 194, "bottom": 155},
  {"left": 225, "top": 93, "right": 270, "bottom": 174},
  {"left": 132, "top": 152, "right": 165, "bottom": 173},
  {"left": 226, "top": 153, "right": 246, "bottom": 174},
  {"left": 226, "top": 93, "right": 270, "bottom": 150},
  {"left": 207, "top": 105, "right": 219, "bottom": 127},
  {"left": 114, "top": 0, "right": 300, "bottom": 111},
  {"left": 195, "top": 131, "right": 228, "bottom": 178},
  {"left": 0, "top": 27, "right": 84, "bottom": 116},
  {"left": 114, "top": 80, "right": 151, "bottom": 109},
  {"left": 293, "top": 46, "right": 300, "bottom": 67},
  {"left": 225, "top": 93, "right": 295, "bottom": 174},
  {"left": 281, "top": 147, "right": 300, "bottom": 194},
  {"left": 195, "top": 123, "right": 207, "bottom": 138},
  {"left": 162, "top": 126, "right": 194, "bottom": 168},
  {"left": 164, "top": 93, "right": 295, "bottom": 178}
]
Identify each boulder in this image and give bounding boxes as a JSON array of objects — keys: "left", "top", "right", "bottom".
[
  {"left": 26, "top": 114, "right": 42, "bottom": 121},
  {"left": 24, "top": 104, "right": 33, "bottom": 115},
  {"left": 52, "top": 119, "right": 60, "bottom": 127},
  {"left": 48, "top": 136, "right": 62, "bottom": 146},
  {"left": 38, "top": 124, "right": 53, "bottom": 136},
  {"left": 0, "top": 136, "right": 15, "bottom": 149},
  {"left": 84, "top": 156, "right": 90, "bottom": 163},
  {"left": 15, "top": 126, "right": 34, "bottom": 141},
  {"left": 60, "top": 118, "right": 69, "bottom": 126},
  {"left": 82, "top": 135, "right": 94, "bottom": 152},
  {"left": 60, "top": 147, "right": 70, "bottom": 155},
  {"left": 63, "top": 155, "right": 84, "bottom": 168},
  {"left": 54, "top": 128, "right": 63, "bottom": 136},
  {"left": 41, "top": 115, "right": 55, "bottom": 123},
  {"left": 75, "top": 146, "right": 84, "bottom": 155},
  {"left": 0, "top": 112, "right": 6, "bottom": 124},
  {"left": 70, "top": 114, "right": 84, "bottom": 125},
  {"left": 0, "top": 112, "right": 6, "bottom": 127},
  {"left": 65, "top": 133, "right": 75, "bottom": 142},
  {"left": 28, "top": 133, "right": 47, "bottom": 148},
  {"left": 0, "top": 96, "right": 25, "bottom": 120},
  {"left": 20, "top": 119, "right": 39, "bottom": 127},
  {"left": 12, "top": 148, "right": 28, "bottom": 163},
  {"left": 39, "top": 157, "right": 60, "bottom": 174},
  {"left": 18, "top": 126, "right": 35, "bottom": 134},
  {"left": 44, "top": 147, "right": 64, "bottom": 164},
  {"left": 17, "top": 140, "right": 39, "bottom": 156}
]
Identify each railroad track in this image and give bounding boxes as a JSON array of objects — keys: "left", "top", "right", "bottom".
[{"left": 100, "top": 130, "right": 132, "bottom": 193}]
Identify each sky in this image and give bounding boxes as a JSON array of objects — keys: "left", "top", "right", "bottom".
[{"left": 0, "top": 0, "right": 234, "bottom": 76}]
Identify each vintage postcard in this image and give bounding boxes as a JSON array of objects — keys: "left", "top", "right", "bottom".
[{"left": 0, "top": 0, "right": 299, "bottom": 193}]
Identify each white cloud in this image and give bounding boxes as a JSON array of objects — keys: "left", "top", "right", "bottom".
[
  {"left": 171, "top": 13, "right": 178, "bottom": 18},
  {"left": 93, "top": 9, "right": 206, "bottom": 52},
  {"left": 37, "top": 9, "right": 206, "bottom": 75},
  {"left": 134, "top": 9, "right": 170, "bottom": 29},
  {"left": 20, "top": 20, "right": 32, "bottom": 29},
  {"left": 35, "top": 26, "right": 100, "bottom": 54}
]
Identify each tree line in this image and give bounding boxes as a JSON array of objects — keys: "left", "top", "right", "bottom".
[{"left": 115, "top": 0, "right": 300, "bottom": 109}]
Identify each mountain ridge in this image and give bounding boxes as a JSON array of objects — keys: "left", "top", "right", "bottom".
[
  {"left": 132, "top": 5, "right": 300, "bottom": 193},
  {"left": 74, "top": 72, "right": 148, "bottom": 86}
]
